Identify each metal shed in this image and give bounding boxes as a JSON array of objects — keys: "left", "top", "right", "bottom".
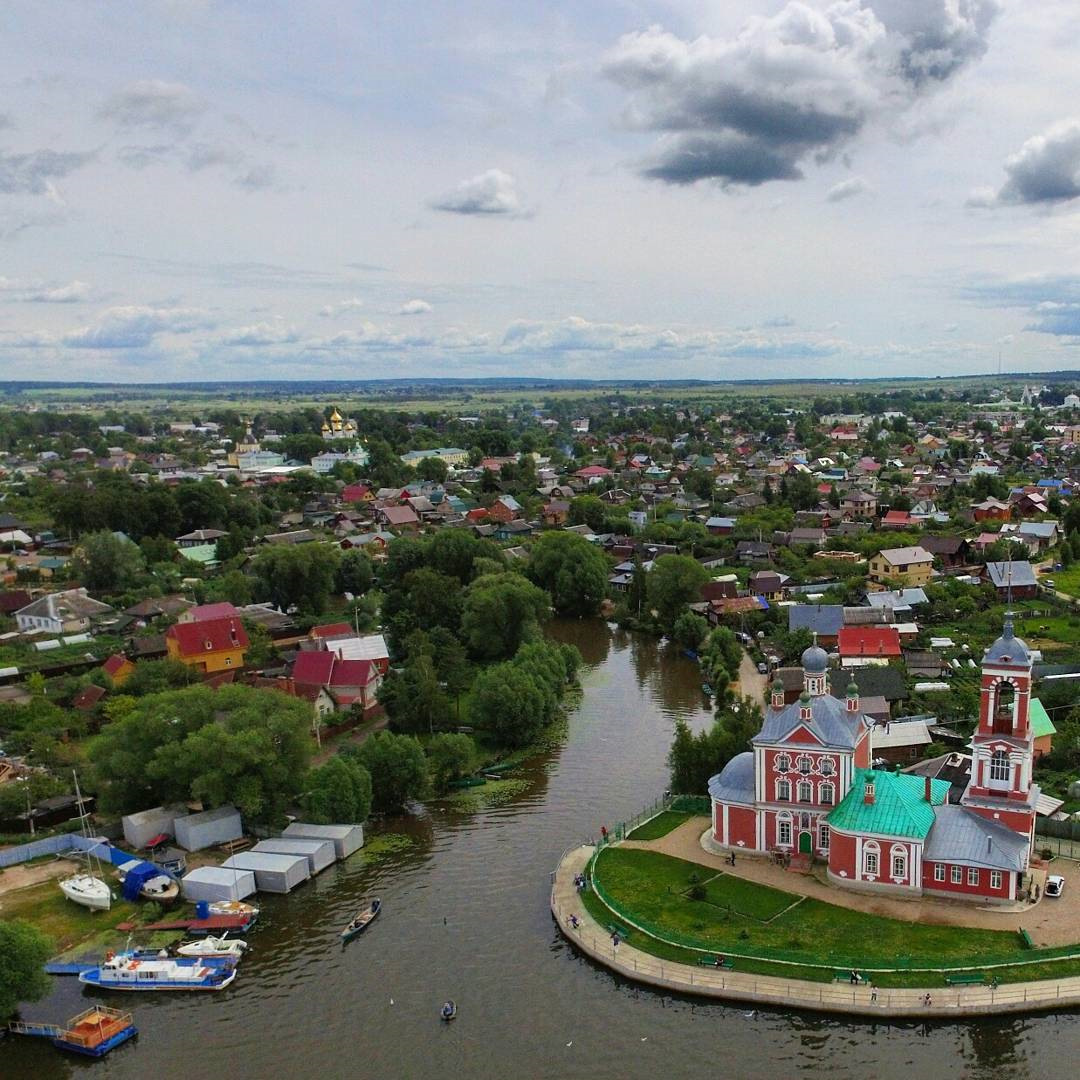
[
  {"left": 253, "top": 838, "right": 334, "bottom": 875},
  {"left": 122, "top": 806, "right": 179, "bottom": 850},
  {"left": 282, "top": 822, "right": 363, "bottom": 859},
  {"left": 222, "top": 852, "right": 309, "bottom": 894},
  {"left": 181, "top": 865, "right": 257, "bottom": 903},
  {"left": 173, "top": 805, "right": 243, "bottom": 852}
]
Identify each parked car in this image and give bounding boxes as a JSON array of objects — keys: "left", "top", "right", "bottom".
[
  {"left": 756, "top": 661, "right": 768, "bottom": 675},
  {"left": 1046, "top": 875, "right": 1065, "bottom": 898}
]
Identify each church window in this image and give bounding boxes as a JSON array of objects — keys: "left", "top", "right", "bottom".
[
  {"left": 775, "top": 753, "right": 790, "bottom": 773},
  {"left": 891, "top": 847, "right": 907, "bottom": 879},
  {"left": 776, "top": 779, "right": 791, "bottom": 802},
  {"left": 951, "top": 866, "right": 962, "bottom": 884},
  {"left": 819, "top": 782, "right": 834, "bottom": 806},
  {"left": 797, "top": 755, "right": 812, "bottom": 775},
  {"left": 798, "top": 781, "right": 813, "bottom": 803},
  {"left": 819, "top": 824, "right": 830, "bottom": 852},
  {"left": 820, "top": 757, "right": 835, "bottom": 776},
  {"left": 934, "top": 864, "right": 945, "bottom": 883},
  {"left": 990, "top": 871, "right": 1002, "bottom": 890},
  {"left": 863, "top": 842, "right": 879, "bottom": 876},
  {"left": 968, "top": 867, "right": 979, "bottom": 886},
  {"left": 777, "top": 817, "right": 792, "bottom": 846},
  {"left": 989, "top": 750, "right": 1010, "bottom": 783}
]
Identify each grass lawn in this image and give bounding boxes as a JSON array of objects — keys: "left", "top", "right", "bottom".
[
  {"left": 1046, "top": 565, "right": 1080, "bottom": 598},
  {"left": 0, "top": 879, "right": 141, "bottom": 955},
  {"left": 591, "top": 848, "right": 1034, "bottom": 970},
  {"left": 627, "top": 811, "right": 691, "bottom": 842}
]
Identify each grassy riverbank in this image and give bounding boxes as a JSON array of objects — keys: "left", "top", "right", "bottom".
[{"left": 585, "top": 847, "right": 1080, "bottom": 988}]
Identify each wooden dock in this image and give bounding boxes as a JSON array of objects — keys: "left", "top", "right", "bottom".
[{"left": 115, "top": 912, "right": 253, "bottom": 934}]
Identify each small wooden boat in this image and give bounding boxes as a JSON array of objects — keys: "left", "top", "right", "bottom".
[
  {"left": 440, "top": 1000, "right": 457, "bottom": 1022},
  {"left": 207, "top": 900, "right": 260, "bottom": 920},
  {"left": 340, "top": 897, "right": 381, "bottom": 941}
]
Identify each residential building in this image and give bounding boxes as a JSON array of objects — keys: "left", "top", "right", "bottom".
[
  {"left": 165, "top": 616, "right": 249, "bottom": 674},
  {"left": 14, "top": 589, "right": 113, "bottom": 635},
  {"left": 868, "top": 546, "right": 933, "bottom": 587}
]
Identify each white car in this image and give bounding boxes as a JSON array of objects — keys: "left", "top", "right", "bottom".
[{"left": 1045, "top": 875, "right": 1065, "bottom": 898}]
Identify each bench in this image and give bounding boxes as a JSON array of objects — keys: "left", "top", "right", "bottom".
[
  {"left": 944, "top": 972, "right": 985, "bottom": 986},
  {"left": 1018, "top": 928, "right": 1034, "bottom": 949},
  {"left": 697, "top": 955, "right": 734, "bottom": 970},
  {"left": 606, "top": 923, "right": 631, "bottom": 940},
  {"left": 833, "top": 971, "right": 866, "bottom": 984}
]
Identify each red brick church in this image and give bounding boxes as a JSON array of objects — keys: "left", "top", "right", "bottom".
[{"left": 708, "top": 617, "right": 1037, "bottom": 904}]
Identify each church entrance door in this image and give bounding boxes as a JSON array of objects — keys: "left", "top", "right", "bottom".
[{"left": 799, "top": 831, "right": 812, "bottom": 855}]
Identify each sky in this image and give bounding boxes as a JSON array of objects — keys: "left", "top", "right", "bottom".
[{"left": 3, "top": 0, "right": 1080, "bottom": 383}]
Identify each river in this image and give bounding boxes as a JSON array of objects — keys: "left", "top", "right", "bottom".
[{"left": 6, "top": 620, "right": 1079, "bottom": 1079}]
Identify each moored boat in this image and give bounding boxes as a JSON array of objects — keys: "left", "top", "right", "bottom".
[
  {"left": 340, "top": 897, "right": 381, "bottom": 941},
  {"left": 208, "top": 900, "right": 260, "bottom": 919},
  {"left": 176, "top": 935, "right": 248, "bottom": 959},
  {"left": 8, "top": 1007, "right": 136, "bottom": 1058},
  {"left": 78, "top": 952, "right": 237, "bottom": 991}
]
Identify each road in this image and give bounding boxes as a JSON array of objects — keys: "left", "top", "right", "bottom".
[{"left": 736, "top": 648, "right": 768, "bottom": 704}]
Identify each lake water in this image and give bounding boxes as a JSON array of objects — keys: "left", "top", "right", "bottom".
[{"left": 6, "top": 620, "right": 1079, "bottom": 1079}]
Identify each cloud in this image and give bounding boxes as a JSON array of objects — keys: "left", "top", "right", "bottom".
[
  {"left": 116, "top": 144, "right": 174, "bottom": 169},
  {"left": 99, "top": 80, "right": 206, "bottom": 134},
  {"left": 430, "top": 169, "right": 523, "bottom": 215},
  {"left": 320, "top": 297, "right": 365, "bottom": 317},
  {"left": 960, "top": 274, "right": 1080, "bottom": 337},
  {"left": 826, "top": 176, "right": 871, "bottom": 202},
  {"left": 971, "top": 119, "right": 1080, "bottom": 207},
  {"left": 24, "top": 280, "right": 91, "bottom": 303},
  {"left": 64, "top": 305, "right": 213, "bottom": 349},
  {"left": 220, "top": 321, "right": 299, "bottom": 346},
  {"left": 399, "top": 298, "right": 432, "bottom": 315},
  {"left": 0, "top": 148, "right": 95, "bottom": 195},
  {"left": 603, "top": 1, "right": 998, "bottom": 189}
]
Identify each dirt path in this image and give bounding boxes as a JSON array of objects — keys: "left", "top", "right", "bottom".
[
  {"left": 0, "top": 857, "right": 78, "bottom": 899},
  {"left": 630, "top": 817, "right": 1080, "bottom": 947},
  {"left": 311, "top": 712, "right": 388, "bottom": 765},
  {"left": 734, "top": 648, "right": 768, "bottom": 704}
]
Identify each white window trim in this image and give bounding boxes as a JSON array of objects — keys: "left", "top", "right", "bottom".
[
  {"left": 776, "top": 779, "right": 791, "bottom": 802},
  {"left": 777, "top": 815, "right": 792, "bottom": 847},
  {"left": 990, "top": 870, "right": 1002, "bottom": 890},
  {"left": 934, "top": 864, "right": 945, "bottom": 882},
  {"left": 798, "top": 781, "right": 813, "bottom": 803},
  {"left": 968, "top": 867, "right": 979, "bottom": 886},
  {"left": 951, "top": 865, "right": 962, "bottom": 884}
]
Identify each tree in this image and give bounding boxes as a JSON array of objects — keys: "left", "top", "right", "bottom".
[
  {"left": 335, "top": 548, "right": 374, "bottom": 596},
  {"left": 301, "top": 755, "right": 372, "bottom": 823},
  {"left": 668, "top": 697, "right": 762, "bottom": 795},
  {"left": 427, "top": 732, "right": 475, "bottom": 791},
  {"left": 646, "top": 555, "right": 710, "bottom": 630},
  {"left": 470, "top": 662, "right": 548, "bottom": 748},
  {"left": 462, "top": 573, "right": 550, "bottom": 660},
  {"left": 699, "top": 627, "right": 742, "bottom": 686},
  {"left": 0, "top": 921, "right": 52, "bottom": 1020},
  {"left": 89, "top": 684, "right": 312, "bottom": 821},
  {"left": 252, "top": 542, "right": 340, "bottom": 614},
  {"left": 378, "top": 656, "right": 451, "bottom": 735},
  {"left": 353, "top": 732, "right": 429, "bottom": 813},
  {"left": 124, "top": 658, "right": 197, "bottom": 697},
  {"left": 568, "top": 496, "right": 607, "bottom": 532},
  {"left": 527, "top": 531, "right": 610, "bottom": 616},
  {"left": 672, "top": 610, "right": 708, "bottom": 650},
  {"left": 416, "top": 456, "right": 449, "bottom": 482},
  {"left": 71, "top": 530, "right": 145, "bottom": 591},
  {"left": 202, "top": 569, "right": 254, "bottom": 607}
]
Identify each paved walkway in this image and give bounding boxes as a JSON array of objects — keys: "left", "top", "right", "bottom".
[
  {"left": 623, "top": 817, "right": 1080, "bottom": 946},
  {"left": 552, "top": 843, "right": 1080, "bottom": 1018}
]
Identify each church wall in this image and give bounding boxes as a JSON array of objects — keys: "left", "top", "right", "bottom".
[{"left": 923, "top": 861, "right": 1014, "bottom": 902}]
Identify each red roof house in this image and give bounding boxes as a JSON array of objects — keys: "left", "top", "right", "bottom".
[
  {"left": 881, "top": 510, "right": 913, "bottom": 529},
  {"left": 837, "top": 626, "right": 902, "bottom": 660},
  {"left": 165, "top": 616, "right": 249, "bottom": 673}
]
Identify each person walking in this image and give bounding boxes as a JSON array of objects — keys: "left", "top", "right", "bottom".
[
  {"left": 870, "top": 984, "right": 878, "bottom": 1003},
  {"left": 924, "top": 993, "right": 933, "bottom": 1007}
]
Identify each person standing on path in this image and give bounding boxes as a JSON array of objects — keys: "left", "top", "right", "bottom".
[{"left": 870, "top": 984, "right": 877, "bottom": 1003}]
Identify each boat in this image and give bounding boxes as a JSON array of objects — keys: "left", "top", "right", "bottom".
[
  {"left": 340, "top": 897, "right": 381, "bottom": 941},
  {"left": 207, "top": 900, "right": 260, "bottom": 919},
  {"left": 8, "top": 1007, "right": 136, "bottom": 1058},
  {"left": 176, "top": 935, "right": 248, "bottom": 959},
  {"left": 440, "top": 1000, "right": 457, "bottom": 1021},
  {"left": 59, "top": 772, "right": 112, "bottom": 912},
  {"left": 78, "top": 952, "right": 237, "bottom": 992},
  {"left": 116, "top": 860, "right": 179, "bottom": 905}
]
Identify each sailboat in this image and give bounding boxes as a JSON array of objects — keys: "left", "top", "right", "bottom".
[{"left": 59, "top": 772, "right": 112, "bottom": 912}]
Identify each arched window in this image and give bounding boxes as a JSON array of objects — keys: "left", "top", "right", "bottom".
[
  {"left": 797, "top": 754, "right": 812, "bottom": 775},
  {"left": 777, "top": 814, "right": 792, "bottom": 846},
  {"left": 819, "top": 757, "right": 835, "bottom": 776},
  {"left": 798, "top": 781, "right": 813, "bottom": 803},
  {"left": 776, "top": 779, "right": 791, "bottom": 802},
  {"left": 819, "top": 782, "right": 835, "bottom": 806},
  {"left": 989, "top": 749, "right": 1010, "bottom": 783},
  {"left": 863, "top": 841, "right": 879, "bottom": 876},
  {"left": 891, "top": 845, "right": 907, "bottom": 880},
  {"left": 993, "top": 681, "right": 1015, "bottom": 735},
  {"left": 775, "top": 753, "right": 790, "bottom": 773},
  {"left": 819, "top": 823, "right": 830, "bottom": 852}
]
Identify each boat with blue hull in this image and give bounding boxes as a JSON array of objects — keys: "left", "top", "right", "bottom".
[
  {"left": 78, "top": 952, "right": 237, "bottom": 991},
  {"left": 8, "top": 1007, "right": 137, "bottom": 1058}
]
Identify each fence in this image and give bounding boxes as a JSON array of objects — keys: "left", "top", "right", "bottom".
[
  {"left": 1034, "top": 835, "right": 1080, "bottom": 860},
  {"left": 585, "top": 843, "right": 1080, "bottom": 975},
  {"left": 1036, "top": 817, "right": 1080, "bottom": 843},
  {"left": 0, "top": 831, "right": 137, "bottom": 869}
]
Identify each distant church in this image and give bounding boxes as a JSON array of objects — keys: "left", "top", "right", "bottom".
[
  {"left": 708, "top": 617, "right": 1038, "bottom": 904},
  {"left": 322, "top": 407, "right": 358, "bottom": 441}
]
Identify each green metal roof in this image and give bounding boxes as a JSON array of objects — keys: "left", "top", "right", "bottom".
[
  {"left": 1029, "top": 698, "right": 1057, "bottom": 740},
  {"left": 826, "top": 768, "right": 949, "bottom": 839}
]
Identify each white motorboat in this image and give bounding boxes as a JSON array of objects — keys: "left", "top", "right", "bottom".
[
  {"left": 208, "top": 900, "right": 260, "bottom": 919},
  {"left": 59, "top": 873, "right": 112, "bottom": 912},
  {"left": 176, "top": 935, "right": 248, "bottom": 959}
]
